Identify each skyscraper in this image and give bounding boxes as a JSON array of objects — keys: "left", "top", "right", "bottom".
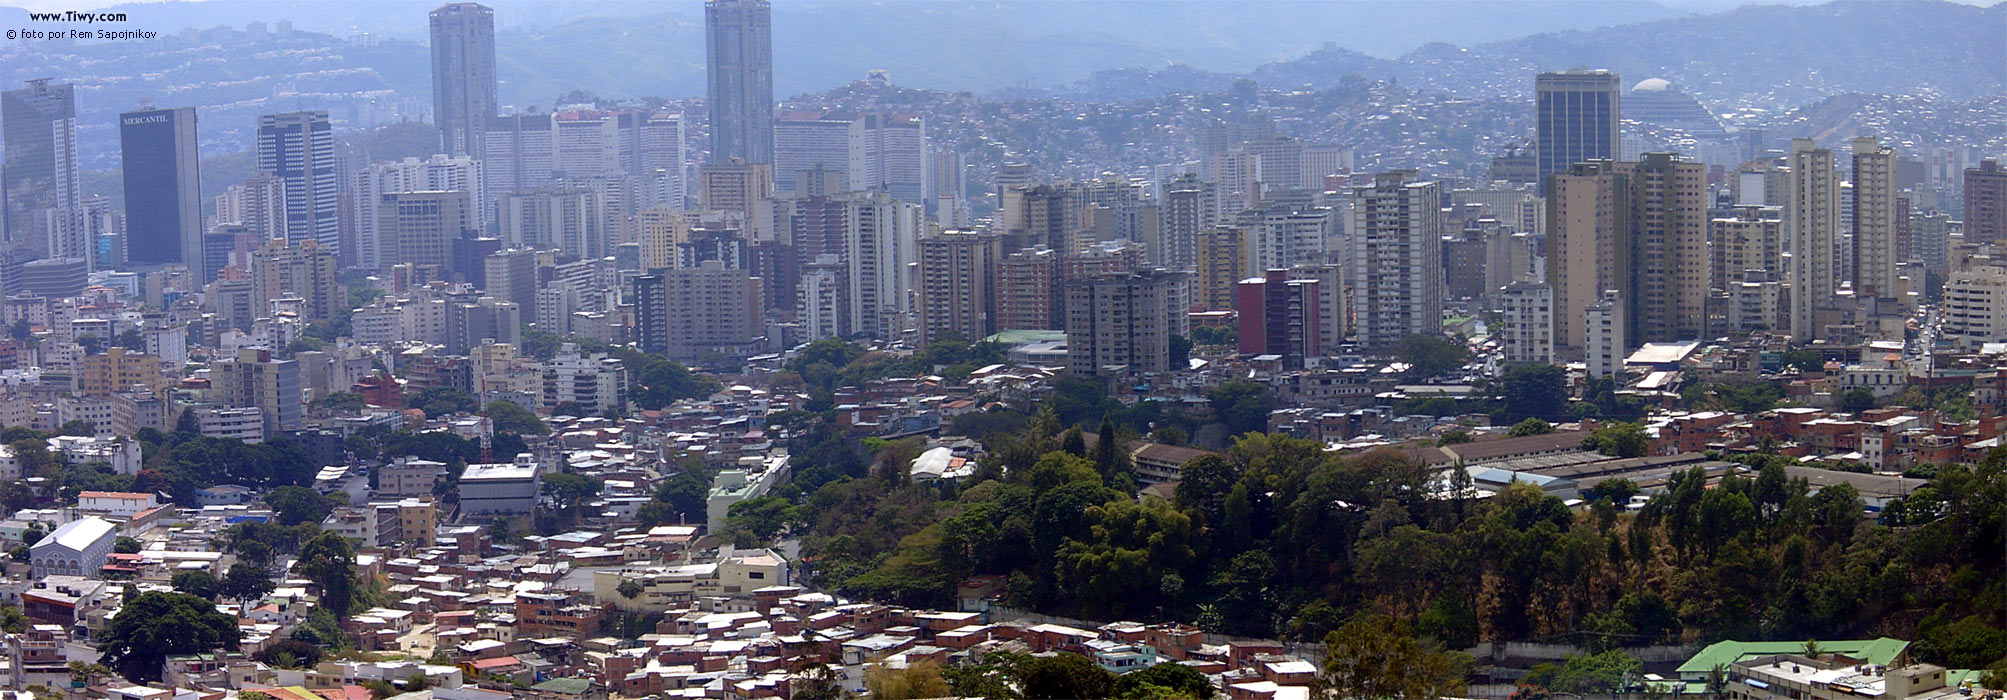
[
  {"left": 429, "top": 3, "right": 497, "bottom": 158},
  {"left": 1235, "top": 269, "right": 1321, "bottom": 369},
  {"left": 378, "top": 191, "right": 475, "bottom": 270},
  {"left": 706, "top": 0, "right": 774, "bottom": 165},
  {"left": 1064, "top": 269, "right": 1190, "bottom": 377},
  {"left": 1535, "top": 70, "right": 1621, "bottom": 195},
  {"left": 916, "top": 230, "right": 999, "bottom": 346},
  {"left": 1788, "top": 139, "right": 1841, "bottom": 343},
  {"left": 118, "top": 106, "right": 202, "bottom": 276},
  {"left": 1964, "top": 160, "right": 2007, "bottom": 245},
  {"left": 2, "top": 79, "right": 79, "bottom": 276},
  {"left": 1851, "top": 136, "right": 1899, "bottom": 299},
  {"left": 257, "top": 111, "right": 339, "bottom": 254},
  {"left": 1348, "top": 170, "right": 1443, "bottom": 350}
]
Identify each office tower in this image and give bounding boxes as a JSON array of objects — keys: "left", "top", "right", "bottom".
[
  {"left": 498, "top": 188, "right": 605, "bottom": 260},
  {"left": 17, "top": 258, "right": 85, "bottom": 298},
  {"left": 1498, "top": 281, "right": 1554, "bottom": 365},
  {"left": 1300, "top": 144, "right": 1353, "bottom": 191},
  {"left": 1240, "top": 135, "right": 1304, "bottom": 195},
  {"left": 916, "top": 230, "right": 998, "bottom": 346},
  {"left": 623, "top": 111, "right": 688, "bottom": 210},
  {"left": 483, "top": 113, "right": 555, "bottom": 214},
  {"left": 1788, "top": 139, "right": 1842, "bottom": 343},
  {"left": 2, "top": 79, "right": 78, "bottom": 277},
  {"left": 798, "top": 254, "right": 843, "bottom": 341},
  {"left": 1942, "top": 266, "right": 2007, "bottom": 350},
  {"left": 929, "top": 147, "right": 967, "bottom": 223},
  {"left": 1442, "top": 230, "right": 1489, "bottom": 302},
  {"left": 257, "top": 111, "right": 339, "bottom": 253},
  {"left": 862, "top": 113, "right": 930, "bottom": 206},
  {"left": 1851, "top": 136, "right": 1899, "bottom": 299},
  {"left": 1195, "top": 227, "right": 1249, "bottom": 312},
  {"left": 996, "top": 247, "right": 1058, "bottom": 332},
  {"left": 429, "top": 3, "right": 497, "bottom": 158},
  {"left": 555, "top": 110, "right": 621, "bottom": 178},
  {"left": 1157, "top": 174, "right": 1216, "bottom": 269},
  {"left": 697, "top": 161, "right": 774, "bottom": 219},
  {"left": 1235, "top": 269, "right": 1321, "bottom": 369},
  {"left": 1064, "top": 269, "right": 1190, "bottom": 376},
  {"left": 212, "top": 347, "right": 303, "bottom": 438},
  {"left": 634, "top": 208, "right": 689, "bottom": 272},
  {"left": 1348, "top": 171, "right": 1443, "bottom": 351},
  {"left": 748, "top": 240, "right": 797, "bottom": 321},
  {"left": 1545, "top": 155, "right": 1707, "bottom": 358},
  {"left": 772, "top": 111, "right": 930, "bottom": 206},
  {"left": 1711, "top": 205, "right": 1784, "bottom": 292},
  {"left": 633, "top": 273, "right": 669, "bottom": 355},
  {"left": 248, "top": 238, "right": 341, "bottom": 321},
  {"left": 378, "top": 191, "right": 474, "bottom": 269},
  {"left": 1964, "top": 160, "right": 2007, "bottom": 245},
  {"left": 353, "top": 154, "right": 483, "bottom": 270},
  {"left": 118, "top": 106, "right": 202, "bottom": 276},
  {"left": 1535, "top": 70, "right": 1621, "bottom": 195},
  {"left": 1242, "top": 201, "right": 1334, "bottom": 272},
  {"left": 705, "top": 0, "right": 773, "bottom": 165}
]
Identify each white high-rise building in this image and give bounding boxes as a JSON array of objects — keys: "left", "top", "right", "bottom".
[
  {"left": 798, "top": 253, "right": 842, "bottom": 342},
  {"left": 1586, "top": 289, "right": 1625, "bottom": 378},
  {"left": 1347, "top": 170, "right": 1443, "bottom": 350},
  {"left": 772, "top": 111, "right": 929, "bottom": 207},
  {"left": 840, "top": 191, "right": 922, "bottom": 339},
  {"left": 483, "top": 113, "right": 555, "bottom": 219},
  {"left": 352, "top": 154, "right": 483, "bottom": 270},
  {"left": 1851, "top": 135, "right": 1899, "bottom": 300},
  {"left": 1498, "top": 281, "right": 1555, "bottom": 365},
  {"left": 1788, "top": 139, "right": 1841, "bottom": 343}
]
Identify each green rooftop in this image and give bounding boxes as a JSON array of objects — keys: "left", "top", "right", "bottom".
[
  {"left": 1676, "top": 638, "right": 1910, "bottom": 675},
  {"left": 530, "top": 677, "right": 597, "bottom": 695}
]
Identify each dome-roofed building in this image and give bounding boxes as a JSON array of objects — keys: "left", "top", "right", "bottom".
[{"left": 1625, "top": 77, "right": 1727, "bottom": 139}]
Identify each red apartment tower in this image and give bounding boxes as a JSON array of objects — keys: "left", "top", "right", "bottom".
[{"left": 1235, "top": 269, "right": 1321, "bottom": 368}]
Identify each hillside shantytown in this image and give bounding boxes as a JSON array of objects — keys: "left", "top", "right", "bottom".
[{"left": 0, "top": 0, "right": 2003, "bottom": 698}]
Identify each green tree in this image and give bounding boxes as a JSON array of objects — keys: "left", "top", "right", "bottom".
[
  {"left": 1114, "top": 662, "right": 1214, "bottom": 699},
  {"left": 1500, "top": 364, "right": 1568, "bottom": 421},
  {"left": 1508, "top": 417, "right": 1555, "bottom": 436},
  {"left": 1583, "top": 422, "right": 1650, "bottom": 458},
  {"left": 1397, "top": 335, "right": 1471, "bottom": 380},
  {"left": 1551, "top": 650, "right": 1643, "bottom": 693},
  {"left": 866, "top": 659, "right": 954, "bottom": 699},
  {"left": 316, "top": 392, "right": 366, "bottom": 413},
  {"left": 724, "top": 496, "right": 804, "bottom": 543},
  {"left": 407, "top": 386, "right": 480, "bottom": 419},
  {"left": 265, "top": 485, "right": 338, "bottom": 527},
  {"left": 113, "top": 536, "right": 141, "bottom": 554},
  {"left": 1318, "top": 615, "right": 1465, "bottom": 700},
  {"left": 57, "top": 419, "right": 96, "bottom": 437},
  {"left": 1840, "top": 387, "right": 1877, "bottom": 413},
  {"left": 97, "top": 591, "right": 240, "bottom": 682},
  {"left": 295, "top": 531, "right": 358, "bottom": 618},
  {"left": 540, "top": 472, "right": 602, "bottom": 511},
  {"left": 1207, "top": 379, "right": 1276, "bottom": 436},
  {"left": 1019, "top": 652, "right": 1114, "bottom": 700},
  {"left": 485, "top": 400, "right": 548, "bottom": 436},
  {"left": 171, "top": 570, "right": 221, "bottom": 600},
  {"left": 222, "top": 563, "right": 275, "bottom": 602},
  {"left": 617, "top": 579, "right": 643, "bottom": 599}
]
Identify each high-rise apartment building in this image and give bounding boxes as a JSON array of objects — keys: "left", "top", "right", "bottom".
[
  {"left": 2, "top": 79, "right": 78, "bottom": 286},
  {"left": 1242, "top": 202, "right": 1334, "bottom": 272},
  {"left": 1964, "top": 160, "right": 2007, "bottom": 245},
  {"left": 1194, "top": 227, "right": 1248, "bottom": 312},
  {"left": 1546, "top": 155, "right": 1707, "bottom": 358},
  {"left": 840, "top": 191, "right": 921, "bottom": 339},
  {"left": 1851, "top": 136, "right": 1900, "bottom": 299},
  {"left": 1497, "top": 281, "right": 1555, "bottom": 365},
  {"left": 498, "top": 188, "right": 605, "bottom": 260},
  {"left": 429, "top": 2, "right": 497, "bottom": 158},
  {"left": 705, "top": 0, "right": 773, "bottom": 165},
  {"left": 1348, "top": 171, "right": 1443, "bottom": 350},
  {"left": 1788, "top": 139, "right": 1842, "bottom": 342},
  {"left": 1159, "top": 174, "right": 1218, "bottom": 270},
  {"left": 636, "top": 260, "right": 764, "bottom": 361},
  {"left": 257, "top": 111, "right": 339, "bottom": 253},
  {"left": 798, "top": 254, "right": 843, "bottom": 341},
  {"left": 698, "top": 161, "right": 774, "bottom": 219},
  {"left": 1064, "top": 269, "right": 1189, "bottom": 376},
  {"left": 248, "top": 238, "right": 341, "bottom": 321},
  {"left": 1236, "top": 269, "right": 1321, "bottom": 368},
  {"left": 119, "top": 106, "right": 202, "bottom": 276},
  {"left": 996, "top": 247, "right": 1058, "bottom": 332},
  {"left": 916, "top": 230, "right": 999, "bottom": 346},
  {"left": 211, "top": 347, "right": 303, "bottom": 438},
  {"left": 772, "top": 111, "right": 929, "bottom": 206},
  {"left": 1535, "top": 70, "right": 1621, "bottom": 196},
  {"left": 1711, "top": 205, "right": 1784, "bottom": 292},
  {"left": 483, "top": 113, "right": 555, "bottom": 215}
]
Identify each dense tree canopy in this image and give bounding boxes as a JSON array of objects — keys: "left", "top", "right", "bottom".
[{"left": 98, "top": 591, "right": 239, "bottom": 682}]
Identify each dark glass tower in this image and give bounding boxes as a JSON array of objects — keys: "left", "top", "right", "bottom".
[
  {"left": 430, "top": 3, "right": 497, "bottom": 158},
  {"left": 119, "top": 106, "right": 202, "bottom": 274},
  {"left": 1535, "top": 70, "right": 1620, "bottom": 196},
  {"left": 257, "top": 111, "right": 339, "bottom": 253},
  {"left": 706, "top": 0, "right": 773, "bottom": 165}
]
